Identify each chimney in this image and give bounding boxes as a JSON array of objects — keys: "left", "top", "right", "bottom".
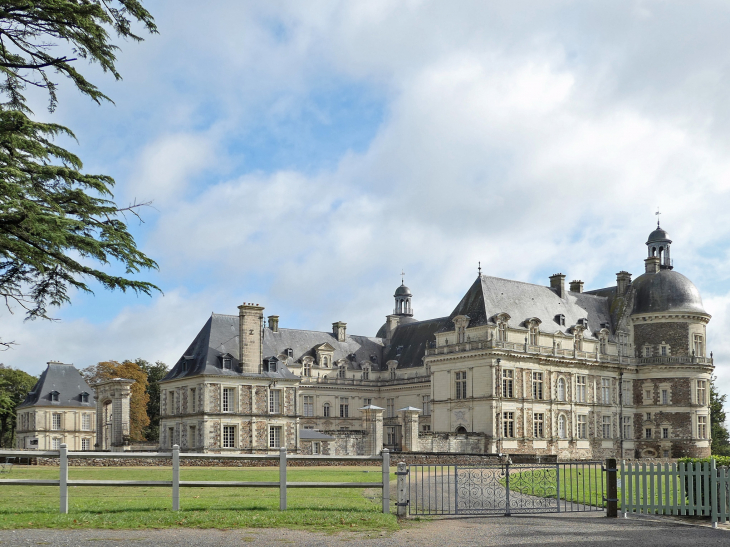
[
  {"left": 385, "top": 314, "right": 401, "bottom": 343},
  {"left": 268, "top": 315, "right": 279, "bottom": 333},
  {"left": 569, "top": 280, "right": 584, "bottom": 293},
  {"left": 616, "top": 271, "right": 632, "bottom": 295},
  {"left": 238, "top": 302, "right": 264, "bottom": 374},
  {"left": 645, "top": 257, "right": 660, "bottom": 274},
  {"left": 549, "top": 273, "right": 566, "bottom": 298},
  {"left": 333, "top": 321, "right": 347, "bottom": 342}
]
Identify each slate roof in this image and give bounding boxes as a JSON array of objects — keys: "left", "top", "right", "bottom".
[
  {"left": 441, "top": 275, "right": 613, "bottom": 339},
  {"left": 162, "top": 314, "right": 385, "bottom": 382},
  {"left": 630, "top": 269, "right": 707, "bottom": 316},
  {"left": 384, "top": 317, "right": 449, "bottom": 368},
  {"left": 299, "top": 429, "right": 335, "bottom": 440},
  {"left": 18, "top": 362, "right": 95, "bottom": 409}
]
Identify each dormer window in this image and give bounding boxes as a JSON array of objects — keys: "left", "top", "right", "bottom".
[
  {"left": 338, "top": 364, "right": 346, "bottom": 378},
  {"left": 370, "top": 354, "right": 378, "bottom": 364},
  {"left": 322, "top": 356, "right": 329, "bottom": 368},
  {"left": 396, "top": 345, "right": 404, "bottom": 355},
  {"left": 285, "top": 348, "right": 294, "bottom": 358},
  {"left": 578, "top": 318, "right": 588, "bottom": 328},
  {"left": 222, "top": 357, "right": 232, "bottom": 370},
  {"left": 80, "top": 392, "right": 90, "bottom": 403},
  {"left": 182, "top": 360, "right": 189, "bottom": 373},
  {"left": 264, "top": 357, "right": 278, "bottom": 373},
  {"left": 575, "top": 330, "right": 583, "bottom": 351},
  {"left": 362, "top": 366, "right": 370, "bottom": 380},
  {"left": 555, "top": 314, "right": 565, "bottom": 326},
  {"left": 303, "top": 359, "right": 312, "bottom": 377},
  {"left": 50, "top": 390, "right": 60, "bottom": 402}
]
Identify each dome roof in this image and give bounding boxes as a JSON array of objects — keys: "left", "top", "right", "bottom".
[
  {"left": 647, "top": 225, "right": 671, "bottom": 244},
  {"left": 394, "top": 284, "right": 412, "bottom": 297},
  {"left": 376, "top": 315, "right": 419, "bottom": 338},
  {"left": 631, "top": 269, "right": 707, "bottom": 316}
]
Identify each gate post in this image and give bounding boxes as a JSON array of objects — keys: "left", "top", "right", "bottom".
[
  {"left": 606, "top": 458, "right": 618, "bottom": 518},
  {"left": 172, "top": 444, "right": 180, "bottom": 511},
  {"left": 382, "top": 448, "right": 390, "bottom": 514},
  {"left": 59, "top": 443, "right": 68, "bottom": 514},
  {"left": 279, "top": 447, "right": 287, "bottom": 511},
  {"left": 504, "top": 460, "right": 511, "bottom": 516},
  {"left": 396, "top": 462, "right": 408, "bottom": 517}
]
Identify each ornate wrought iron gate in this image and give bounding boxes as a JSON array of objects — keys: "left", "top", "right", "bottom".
[{"left": 408, "top": 461, "right": 605, "bottom": 516}]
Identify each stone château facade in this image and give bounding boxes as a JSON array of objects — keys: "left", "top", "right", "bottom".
[{"left": 158, "top": 224, "right": 713, "bottom": 459}]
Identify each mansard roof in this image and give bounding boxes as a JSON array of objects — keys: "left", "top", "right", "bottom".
[
  {"left": 162, "top": 314, "right": 385, "bottom": 382},
  {"left": 441, "top": 275, "right": 613, "bottom": 338},
  {"left": 383, "top": 316, "right": 449, "bottom": 368},
  {"left": 18, "top": 362, "right": 95, "bottom": 409}
]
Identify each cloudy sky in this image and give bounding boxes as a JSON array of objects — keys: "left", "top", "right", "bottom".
[{"left": 2, "top": 1, "right": 730, "bottom": 393}]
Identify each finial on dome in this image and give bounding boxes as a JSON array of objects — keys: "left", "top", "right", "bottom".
[
  {"left": 655, "top": 206, "right": 661, "bottom": 228},
  {"left": 478, "top": 261, "right": 482, "bottom": 276},
  {"left": 401, "top": 269, "right": 405, "bottom": 285}
]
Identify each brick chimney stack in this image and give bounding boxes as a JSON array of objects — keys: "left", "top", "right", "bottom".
[
  {"left": 616, "top": 271, "right": 632, "bottom": 295},
  {"left": 569, "top": 280, "right": 584, "bottom": 293},
  {"left": 238, "top": 303, "right": 264, "bottom": 374},
  {"left": 268, "top": 315, "right": 279, "bottom": 333},
  {"left": 333, "top": 321, "right": 347, "bottom": 342},
  {"left": 550, "top": 273, "right": 566, "bottom": 298}
]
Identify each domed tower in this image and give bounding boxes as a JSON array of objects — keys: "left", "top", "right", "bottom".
[
  {"left": 394, "top": 282, "right": 413, "bottom": 317},
  {"left": 626, "top": 222, "right": 712, "bottom": 459}
]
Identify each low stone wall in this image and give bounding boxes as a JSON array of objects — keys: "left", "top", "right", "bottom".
[
  {"left": 390, "top": 452, "right": 557, "bottom": 465},
  {"left": 32, "top": 457, "right": 383, "bottom": 467}
]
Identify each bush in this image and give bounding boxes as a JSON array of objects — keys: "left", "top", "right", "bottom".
[{"left": 678, "top": 456, "right": 730, "bottom": 468}]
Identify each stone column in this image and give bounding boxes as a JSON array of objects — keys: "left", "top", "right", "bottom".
[
  {"left": 360, "top": 405, "right": 384, "bottom": 456},
  {"left": 94, "top": 378, "right": 135, "bottom": 452},
  {"left": 400, "top": 408, "right": 421, "bottom": 452}
]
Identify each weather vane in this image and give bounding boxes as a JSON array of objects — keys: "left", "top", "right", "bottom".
[
  {"left": 401, "top": 269, "right": 405, "bottom": 285},
  {"left": 478, "top": 261, "right": 482, "bottom": 276},
  {"left": 655, "top": 206, "right": 661, "bottom": 227}
]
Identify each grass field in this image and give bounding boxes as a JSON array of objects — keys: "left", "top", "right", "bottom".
[
  {"left": 504, "top": 466, "right": 606, "bottom": 508},
  {"left": 0, "top": 466, "right": 399, "bottom": 531}
]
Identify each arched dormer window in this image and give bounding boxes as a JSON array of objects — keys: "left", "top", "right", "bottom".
[
  {"left": 302, "top": 359, "right": 312, "bottom": 377},
  {"left": 526, "top": 318, "right": 542, "bottom": 346},
  {"left": 574, "top": 330, "right": 583, "bottom": 351},
  {"left": 453, "top": 315, "right": 470, "bottom": 343},
  {"left": 599, "top": 329, "right": 609, "bottom": 355},
  {"left": 362, "top": 365, "right": 370, "bottom": 381},
  {"left": 338, "top": 364, "right": 346, "bottom": 378},
  {"left": 557, "top": 378, "right": 566, "bottom": 401},
  {"left": 322, "top": 356, "right": 329, "bottom": 368}
]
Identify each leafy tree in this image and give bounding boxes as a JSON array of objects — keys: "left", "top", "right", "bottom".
[
  {"left": 0, "top": 363, "right": 36, "bottom": 447},
  {"left": 0, "top": 1, "right": 159, "bottom": 334},
  {"left": 81, "top": 360, "right": 149, "bottom": 441},
  {"left": 134, "top": 358, "right": 167, "bottom": 442},
  {"left": 710, "top": 375, "right": 730, "bottom": 456}
]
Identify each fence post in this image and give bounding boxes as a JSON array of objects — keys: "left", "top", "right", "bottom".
[
  {"left": 279, "top": 447, "right": 287, "bottom": 511},
  {"left": 396, "top": 462, "right": 407, "bottom": 517},
  {"left": 606, "top": 458, "right": 617, "bottom": 518},
  {"left": 59, "top": 443, "right": 68, "bottom": 514},
  {"left": 711, "top": 459, "right": 718, "bottom": 528},
  {"left": 172, "top": 444, "right": 180, "bottom": 511},
  {"left": 382, "top": 448, "right": 390, "bottom": 514}
]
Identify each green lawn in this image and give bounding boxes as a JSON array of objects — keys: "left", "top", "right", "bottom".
[
  {"left": 504, "top": 466, "right": 606, "bottom": 508},
  {"left": 0, "top": 466, "right": 398, "bottom": 531}
]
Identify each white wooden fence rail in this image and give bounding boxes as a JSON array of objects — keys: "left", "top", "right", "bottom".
[
  {"left": 0, "top": 445, "right": 392, "bottom": 515},
  {"left": 621, "top": 460, "right": 730, "bottom": 527}
]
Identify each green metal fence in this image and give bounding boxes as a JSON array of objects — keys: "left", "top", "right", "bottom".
[{"left": 621, "top": 460, "right": 730, "bottom": 527}]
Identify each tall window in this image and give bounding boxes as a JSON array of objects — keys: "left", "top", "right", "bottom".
[
  {"left": 529, "top": 325, "right": 539, "bottom": 346},
  {"left": 623, "top": 416, "right": 632, "bottom": 439},
  {"left": 599, "top": 336, "right": 607, "bottom": 355},
  {"left": 339, "top": 397, "right": 349, "bottom": 418},
  {"left": 422, "top": 395, "right": 431, "bottom": 416},
  {"left": 558, "top": 415, "right": 566, "bottom": 439},
  {"left": 455, "top": 371, "right": 467, "bottom": 399},
  {"left": 338, "top": 365, "right": 346, "bottom": 378},
  {"left": 52, "top": 438, "right": 60, "bottom": 450},
  {"left": 557, "top": 378, "right": 566, "bottom": 401},
  {"left": 190, "top": 388, "right": 196, "bottom": 413},
  {"left": 269, "top": 426, "right": 282, "bottom": 448},
  {"left": 51, "top": 390, "right": 59, "bottom": 402},
  {"left": 303, "top": 395, "right": 314, "bottom": 417},
  {"left": 533, "top": 413, "right": 544, "bottom": 438},
  {"left": 386, "top": 398, "right": 395, "bottom": 418},
  {"left": 323, "top": 403, "right": 331, "bottom": 417},
  {"left": 312, "top": 441, "right": 320, "bottom": 455},
  {"left": 81, "top": 438, "right": 90, "bottom": 451},
  {"left": 498, "top": 322, "right": 507, "bottom": 342},
  {"left": 169, "top": 391, "right": 175, "bottom": 415},
  {"left": 576, "top": 376, "right": 587, "bottom": 403},
  {"left": 389, "top": 367, "right": 396, "bottom": 380},
  {"left": 223, "top": 425, "right": 235, "bottom": 448},
  {"left": 698, "top": 416, "right": 707, "bottom": 439},
  {"left": 662, "top": 427, "right": 669, "bottom": 439},
  {"left": 502, "top": 369, "right": 514, "bottom": 398},
  {"left": 661, "top": 389, "right": 669, "bottom": 405},
  {"left": 601, "top": 378, "right": 611, "bottom": 404},
  {"left": 645, "top": 428, "right": 652, "bottom": 439},
  {"left": 503, "top": 412, "right": 514, "bottom": 438},
  {"left": 693, "top": 334, "right": 704, "bottom": 357},
  {"left": 168, "top": 427, "right": 175, "bottom": 448},
  {"left": 577, "top": 415, "right": 587, "bottom": 439},
  {"left": 697, "top": 380, "right": 707, "bottom": 405},
  {"left": 602, "top": 416, "right": 612, "bottom": 439},
  {"left": 322, "top": 356, "right": 330, "bottom": 368},
  {"left": 223, "top": 357, "right": 232, "bottom": 370},
  {"left": 362, "top": 367, "right": 369, "bottom": 380},
  {"left": 532, "top": 372, "right": 543, "bottom": 400},
  {"left": 575, "top": 331, "right": 583, "bottom": 351},
  {"left": 81, "top": 414, "right": 91, "bottom": 431},
  {"left": 189, "top": 425, "right": 196, "bottom": 448},
  {"left": 269, "top": 390, "right": 281, "bottom": 414},
  {"left": 222, "top": 387, "right": 234, "bottom": 413},
  {"left": 52, "top": 413, "right": 61, "bottom": 430},
  {"left": 303, "top": 361, "right": 311, "bottom": 377}
]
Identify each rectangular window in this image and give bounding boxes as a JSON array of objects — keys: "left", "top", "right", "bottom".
[
  {"left": 312, "top": 441, "right": 320, "bottom": 455},
  {"left": 502, "top": 412, "right": 514, "bottom": 438},
  {"left": 386, "top": 398, "right": 395, "bottom": 418},
  {"left": 168, "top": 427, "right": 175, "bottom": 448},
  {"left": 422, "top": 425, "right": 431, "bottom": 432},
  {"left": 533, "top": 413, "right": 544, "bottom": 438},
  {"left": 602, "top": 415, "right": 612, "bottom": 439},
  {"left": 645, "top": 389, "right": 652, "bottom": 402},
  {"left": 222, "top": 387, "right": 234, "bottom": 412},
  {"left": 694, "top": 334, "right": 704, "bottom": 357},
  {"left": 698, "top": 416, "right": 707, "bottom": 439},
  {"left": 364, "top": 398, "right": 372, "bottom": 406},
  {"left": 222, "top": 425, "right": 235, "bottom": 448},
  {"left": 339, "top": 397, "right": 349, "bottom": 418},
  {"left": 323, "top": 403, "right": 331, "bottom": 417},
  {"left": 576, "top": 376, "right": 587, "bottom": 403},
  {"left": 661, "top": 389, "right": 668, "bottom": 405},
  {"left": 455, "top": 371, "right": 467, "bottom": 399},
  {"left": 422, "top": 395, "right": 431, "bottom": 416},
  {"left": 697, "top": 380, "right": 707, "bottom": 405},
  {"left": 623, "top": 416, "right": 632, "bottom": 439},
  {"left": 169, "top": 391, "right": 175, "bottom": 415},
  {"left": 498, "top": 322, "right": 507, "bottom": 342},
  {"left": 269, "top": 390, "right": 281, "bottom": 414},
  {"left": 269, "top": 426, "right": 282, "bottom": 448},
  {"left": 189, "top": 425, "right": 196, "bottom": 448},
  {"left": 661, "top": 346, "right": 667, "bottom": 356},
  {"left": 622, "top": 380, "right": 631, "bottom": 402},
  {"left": 190, "top": 388, "right": 196, "bottom": 413},
  {"left": 532, "top": 372, "right": 543, "bottom": 400},
  {"left": 52, "top": 438, "right": 60, "bottom": 450},
  {"left": 303, "top": 395, "right": 314, "bottom": 417},
  {"left": 577, "top": 415, "right": 587, "bottom": 439},
  {"left": 601, "top": 378, "right": 611, "bottom": 404},
  {"left": 662, "top": 427, "right": 669, "bottom": 439},
  {"left": 361, "top": 368, "right": 368, "bottom": 380},
  {"left": 645, "top": 428, "right": 652, "bottom": 439},
  {"left": 81, "top": 438, "right": 90, "bottom": 451},
  {"left": 81, "top": 414, "right": 91, "bottom": 431},
  {"left": 502, "top": 369, "right": 514, "bottom": 398},
  {"left": 646, "top": 412, "right": 652, "bottom": 420},
  {"left": 52, "top": 413, "right": 61, "bottom": 431}
]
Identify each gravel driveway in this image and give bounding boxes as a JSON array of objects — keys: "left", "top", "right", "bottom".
[{"left": 0, "top": 513, "right": 727, "bottom": 547}]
